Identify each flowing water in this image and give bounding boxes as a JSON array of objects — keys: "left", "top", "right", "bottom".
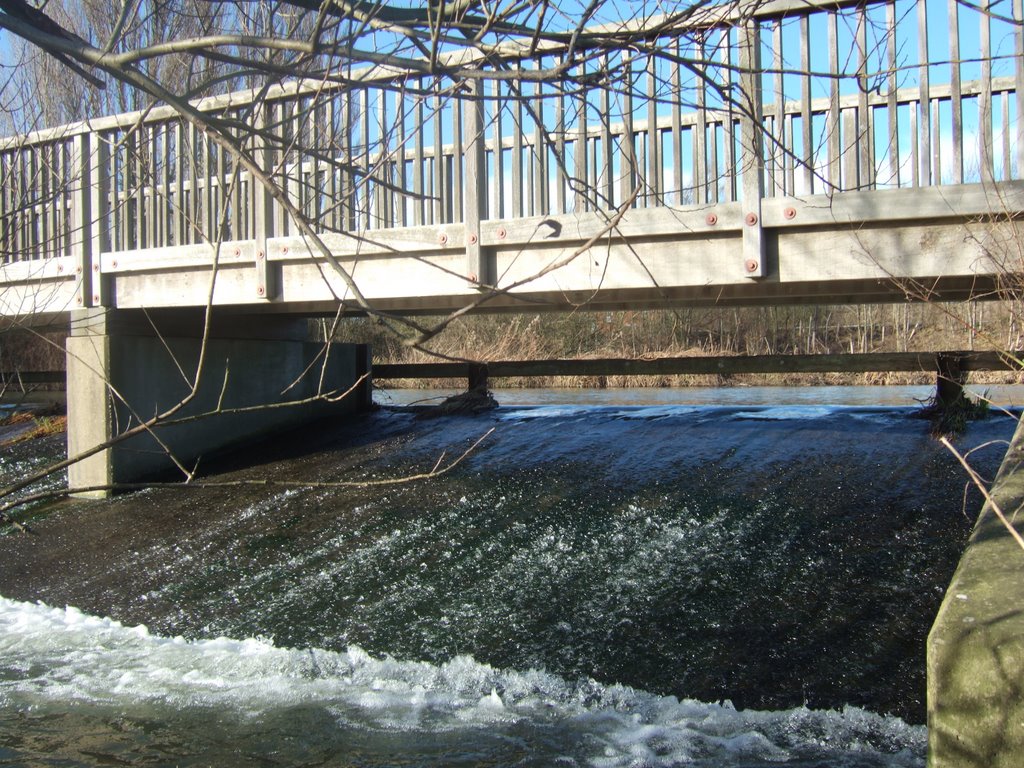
[{"left": 0, "top": 389, "right": 1018, "bottom": 767}]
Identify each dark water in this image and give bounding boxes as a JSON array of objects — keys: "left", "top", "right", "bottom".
[{"left": 0, "top": 398, "right": 1016, "bottom": 767}]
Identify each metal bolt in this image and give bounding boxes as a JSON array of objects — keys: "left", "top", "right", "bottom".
[
  {"left": 783, "top": 206, "right": 797, "bottom": 220},
  {"left": 92, "top": 295, "right": 100, "bottom": 303},
  {"left": 468, "top": 233, "right": 478, "bottom": 246},
  {"left": 76, "top": 266, "right": 82, "bottom": 275},
  {"left": 257, "top": 250, "right": 264, "bottom": 260},
  {"left": 438, "top": 233, "right": 448, "bottom": 246},
  {"left": 705, "top": 213, "right": 718, "bottom": 226},
  {"left": 111, "top": 260, "right": 118, "bottom": 269},
  {"left": 76, "top": 296, "right": 83, "bottom": 305},
  {"left": 257, "top": 285, "right": 265, "bottom": 296},
  {"left": 282, "top": 246, "right": 289, "bottom": 255},
  {"left": 745, "top": 212, "right": 759, "bottom": 226},
  {"left": 92, "top": 264, "right": 99, "bottom": 272},
  {"left": 234, "top": 247, "right": 241, "bottom": 257},
  {"left": 496, "top": 226, "right": 507, "bottom": 240},
  {"left": 745, "top": 259, "right": 760, "bottom": 273},
  {"left": 57, "top": 264, "right": 63, "bottom": 273},
  {"left": 468, "top": 273, "right": 478, "bottom": 283}
]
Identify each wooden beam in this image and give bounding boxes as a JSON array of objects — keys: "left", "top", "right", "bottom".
[{"left": 373, "top": 351, "right": 1021, "bottom": 381}]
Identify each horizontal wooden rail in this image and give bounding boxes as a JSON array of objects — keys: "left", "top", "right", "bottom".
[
  {"left": 374, "top": 351, "right": 1021, "bottom": 380},
  {"left": 0, "top": 371, "right": 65, "bottom": 385}
]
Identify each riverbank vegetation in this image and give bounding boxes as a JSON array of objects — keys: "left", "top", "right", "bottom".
[{"left": 331, "top": 301, "right": 1024, "bottom": 389}]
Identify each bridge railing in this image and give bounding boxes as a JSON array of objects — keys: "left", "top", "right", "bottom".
[{"left": 0, "top": 0, "right": 1020, "bottom": 294}]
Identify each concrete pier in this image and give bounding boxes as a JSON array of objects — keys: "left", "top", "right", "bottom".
[
  {"left": 65, "top": 308, "right": 370, "bottom": 494},
  {"left": 928, "top": 416, "right": 1024, "bottom": 767}
]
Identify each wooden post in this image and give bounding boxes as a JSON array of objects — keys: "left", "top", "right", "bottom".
[
  {"left": 468, "top": 362, "right": 489, "bottom": 392},
  {"left": 463, "top": 80, "right": 490, "bottom": 286},
  {"left": 935, "top": 351, "right": 967, "bottom": 408},
  {"left": 71, "top": 131, "right": 110, "bottom": 308},
  {"left": 739, "top": 19, "right": 765, "bottom": 278},
  {"left": 252, "top": 106, "right": 275, "bottom": 300}
]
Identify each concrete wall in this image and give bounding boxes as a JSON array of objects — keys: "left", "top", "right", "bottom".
[
  {"left": 66, "top": 308, "right": 370, "bottom": 494},
  {"left": 928, "top": 416, "right": 1024, "bottom": 767}
]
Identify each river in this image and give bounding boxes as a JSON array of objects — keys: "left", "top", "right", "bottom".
[{"left": 0, "top": 385, "right": 1019, "bottom": 767}]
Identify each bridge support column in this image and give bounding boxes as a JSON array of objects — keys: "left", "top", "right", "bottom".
[
  {"left": 928, "top": 415, "right": 1024, "bottom": 767},
  {"left": 66, "top": 308, "right": 371, "bottom": 496}
]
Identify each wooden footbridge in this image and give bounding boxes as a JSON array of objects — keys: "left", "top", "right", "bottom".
[{"left": 0, "top": 0, "right": 1021, "bottom": 319}]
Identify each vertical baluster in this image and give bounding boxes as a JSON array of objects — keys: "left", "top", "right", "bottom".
[
  {"left": 771, "top": 19, "right": 784, "bottom": 196},
  {"left": 453, "top": 94, "right": 464, "bottom": 224},
  {"left": 433, "top": 88, "right": 444, "bottom": 225},
  {"left": 857, "top": 4, "right": 873, "bottom": 189},
  {"left": 1002, "top": 91, "right": 1011, "bottom": 180},
  {"left": 177, "top": 121, "right": 188, "bottom": 245},
  {"left": 621, "top": 53, "right": 635, "bottom": 207},
  {"left": 601, "top": 54, "right": 614, "bottom": 208},
  {"left": 395, "top": 88, "right": 407, "bottom": 227},
  {"left": 39, "top": 144, "right": 50, "bottom": 258},
  {"left": 137, "top": 125, "right": 148, "bottom": 249},
  {"left": 374, "top": 89, "right": 387, "bottom": 228},
  {"left": 534, "top": 69, "right": 547, "bottom": 215},
  {"left": 647, "top": 52, "right": 660, "bottom": 207},
  {"left": 574, "top": 63, "right": 588, "bottom": 213},
  {"left": 917, "top": 0, "right": 932, "bottom": 185},
  {"left": 695, "top": 35, "right": 708, "bottom": 203},
  {"left": 979, "top": 0, "right": 993, "bottom": 184},
  {"left": 556, "top": 58, "right": 567, "bottom": 214},
  {"left": 412, "top": 86, "right": 424, "bottom": 226},
  {"left": 1015, "top": 0, "right": 1023, "bottom": 178},
  {"left": 827, "top": 11, "right": 841, "bottom": 191},
  {"left": 671, "top": 39, "right": 683, "bottom": 205},
  {"left": 492, "top": 82, "right": 505, "bottom": 220},
  {"left": 948, "top": 0, "right": 963, "bottom": 184},
  {"left": 511, "top": 72, "right": 524, "bottom": 218},
  {"left": 800, "top": 14, "right": 813, "bottom": 193},
  {"left": 722, "top": 28, "right": 736, "bottom": 201},
  {"left": 887, "top": 0, "right": 900, "bottom": 186},
  {"left": 27, "top": 146, "right": 37, "bottom": 259}
]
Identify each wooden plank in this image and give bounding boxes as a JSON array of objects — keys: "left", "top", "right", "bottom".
[{"left": 374, "top": 351, "right": 1020, "bottom": 380}]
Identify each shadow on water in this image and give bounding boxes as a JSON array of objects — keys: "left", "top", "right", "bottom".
[{"left": 0, "top": 402, "right": 1017, "bottom": 767}]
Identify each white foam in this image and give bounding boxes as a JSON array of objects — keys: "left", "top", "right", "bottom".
[{"left": 0, "top": 594, "right": 925, "bottom": 766}]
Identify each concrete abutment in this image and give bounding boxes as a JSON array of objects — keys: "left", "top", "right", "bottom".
[
  {"left": 65, "top": 308, "right": 370, "bottom": 495},
  {"left": 928, "top": 415, "right": 1024, "bottom": 766}
]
